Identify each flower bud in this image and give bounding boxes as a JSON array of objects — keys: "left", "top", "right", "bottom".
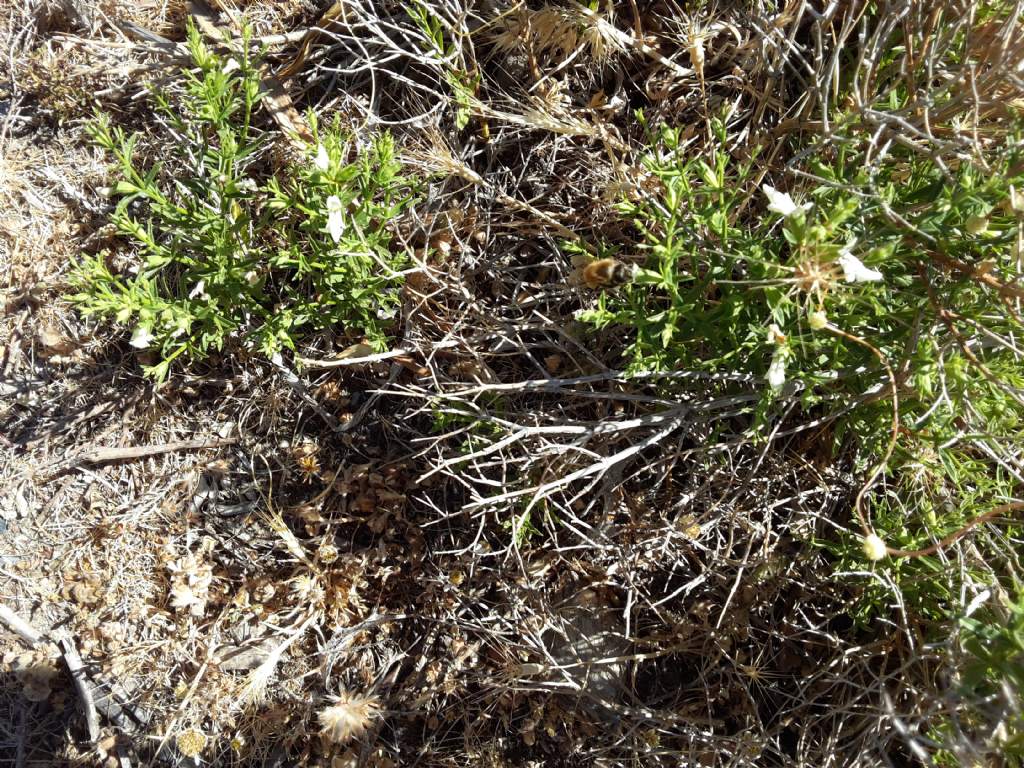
[
  {"left": 965, "top": 215, "right": 989, "bottom": 235},
  {"left": 862, "top": 533, "right": 887, "bottom": 561}
]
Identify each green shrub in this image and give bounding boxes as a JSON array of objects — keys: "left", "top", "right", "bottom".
[
  {"left": 70, "top": 23, "right": 418, "bottom": 380},
  {"left": 578, "top": 115, "right": 1024, "bottom": 561}
]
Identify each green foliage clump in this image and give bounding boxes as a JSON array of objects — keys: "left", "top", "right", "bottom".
[
  {"left": 579, "top": 115, "right": 1024, "bottom": 563},
  {"left": 958, "top": 588, "right": 1024, "bottom": 759},
  {"left": 70, "top": 24, "right": 418, "bottom": 380}
]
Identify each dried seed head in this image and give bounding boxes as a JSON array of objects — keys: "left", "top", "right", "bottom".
[
  {"left": 318, "top": 690, "right": 382, "bottom": 744},
  {"left": 176, "top": 728, "right": 208, "bottom": 758},
  {"left": 167, "top": 553, "right": 214, "bottom": 618},
  {"left": 793, "top": 258, "right": 840, "bottom": 299},
  {"left": 317, "top": 541, "right": 339, "bottom": 564}
]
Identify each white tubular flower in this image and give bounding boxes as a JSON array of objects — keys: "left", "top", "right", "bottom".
[
  {"left": 326, "top": 195, "right": 345, "bottom": 243},
  {"left": 188, "top": 280, "right": 208, "bottom": 300},
  {"left": 766, "top": 348, "right": 787, "bottom": 390},
  {"left": 862, "top": 533, "right": 887, "bottom": 561},
  {"left": 964, "top": 589, "right": 991, "bottom": 618},
  {"left": 763, "top": 184, "right": 810, "bottom": 218},
  {"left": 130, "top": 326, "right": 154, "bottom": 349},
  {"left": 314, "top": 143, "right": 330, "bottom": 172},
  {"left": 838, "top": 250, "right": 883, "bottom": 283}
]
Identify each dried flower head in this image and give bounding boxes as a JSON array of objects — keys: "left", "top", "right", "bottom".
[
  {"left": 296, "top": 453, "right": 321, "bottom": 482},
  {"left": 318, "top": 690, "right": 382, "bottom": 744},
  {"left": 317, "top": 541, "right": 339, "bottom": 564},
  {"left": 9, "top": 649, "right": 60, "bottom": 702},
  {"left": 292, "top": 441, "right": 322, "bottom": 482},
  {"left": 176, "top": 728, "right": 208, "bottom": 758},
  {"left": 793, "top": 257, "right": 840, "bottom": 302},
  {"left": 492, "top": 5, "right": 623, "bottom": 62},
  {"left": 167, "top": 553, "right": 214, "bottom": 617}
]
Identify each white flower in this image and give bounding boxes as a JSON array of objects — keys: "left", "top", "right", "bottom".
[
  {"left": 964, "top": 589, "right": 991, "bottom": 618},
  {"left": 326, "top": 195, "right": 345, "bottom": 243},
  {"left": 244, "top": 270, "right": 259, "bottom": 285},
  {"left": 763, "top": 184, "right": 810, "bottom": 218},
  {"left": 129, "top": 326, "right": 154, "bottom": 349},
  {"left": 314, "top": 143, "right": 330, "bottom": 172},
  {"left": 808, "top": 310, "right": 828, "bottom": 331},
  {"left": 766, "top": 348, "right": 787, "bottom": 390},
  {"left": 766, "top": 323, "right": 786, "bottom": 345},
  {"left": 188, "top": 280, "right": 208, "bottom": 300},
  {"left": 862, "top": 533, "right": 887, "bottom": 561},
  {"left": 837, "top": 250, "right": 883, "bottom": 283}
]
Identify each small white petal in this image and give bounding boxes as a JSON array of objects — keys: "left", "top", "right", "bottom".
[
  {"left": 130, "top": 327, "right": 154, "bottom": 349},
  {"left": 326, "top": 196, "right": 345, "bottom": 242},
  {"left": 314, "top": 144, "right": 330, "bottom": 172},
  {"left": 328, "top": 211, "right": 345, "bottom": 243},
  {"left": 838, "top": 251, "right": 883, "bottom": 283},
  {"left": 808, "top": 310, "right": 828, "bottom": 331},
  {"left": 766, "top": 323, "right": 786, "bottom": 345},
  {"left": 964, "top": 589, "right": 991, "bottom": 618},
  {"left": 763, "top": 184, "right": 809, "bottom": 218},
  {"left": 766, "top": 349, "right": 787, "bottom": 390},
  {"left": 188, "top": 280, "right": 207, "bottom": 299}
]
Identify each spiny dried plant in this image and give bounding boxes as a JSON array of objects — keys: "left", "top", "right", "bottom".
[
  {"left": 491, "top": 3, "right": 627, "bottom": 64},
  {"left": 317, "top": 689, "right": 382, "bottom": 745}
]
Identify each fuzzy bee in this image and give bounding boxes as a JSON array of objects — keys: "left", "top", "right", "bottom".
[{"left": 571, "top": 255, "right": 637, "bottom": 290}]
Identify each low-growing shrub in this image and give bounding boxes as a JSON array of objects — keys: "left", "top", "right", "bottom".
[
  {"left": 579, "top": 115, "right": 1024, "bottom": 565},
  {"left": 70, "top": 23, "right": 418, "bottom": 380}
]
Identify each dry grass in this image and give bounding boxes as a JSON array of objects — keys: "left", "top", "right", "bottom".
[{"left": 2, "top": 0, "right": 1022, "bottom": 766}]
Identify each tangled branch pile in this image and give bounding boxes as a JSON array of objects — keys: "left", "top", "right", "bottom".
[{"left": 2, "top": 0, "right": 1023, "bottom": 766}]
